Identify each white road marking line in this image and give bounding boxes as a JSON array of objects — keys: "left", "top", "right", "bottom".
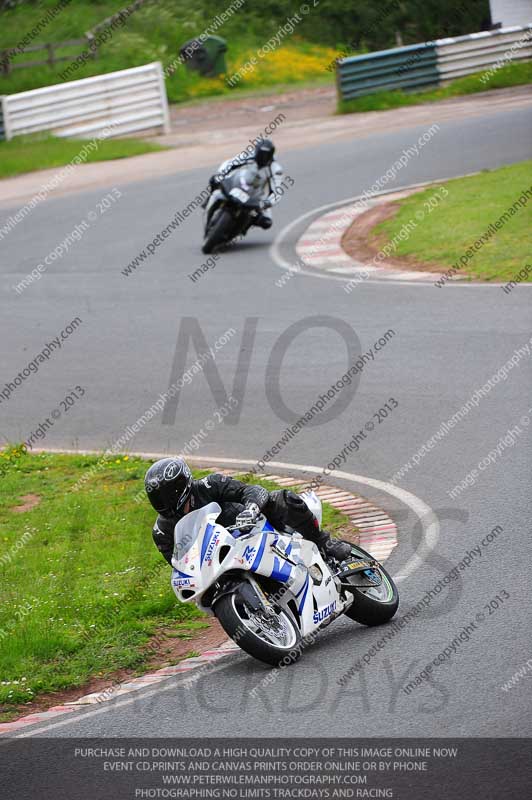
[
  {"left": 8, "top": 655, "right": 243, "bottom": 739},
  {"left": 270, "top": 178, "right": 532, "bottom": 289}
]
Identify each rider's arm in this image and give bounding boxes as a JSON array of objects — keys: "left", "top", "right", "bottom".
[
  {"left": 215, "top": 154, "right": 248, "bottom": 182},
  {"left": 152, "top": 516, "right": 175, "bottom": 564},
  {"left": 200, "top": 473, "right": 270, "bottom": 511},
  {"left": 215, "top": 158, "right": 234, "bottom": 179},
  {"left": 267, "top": 161, "right": 284, "bottom": 206}
]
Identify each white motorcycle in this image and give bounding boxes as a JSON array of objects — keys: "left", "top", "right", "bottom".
[{"left": 171, "top": 492, "right": 398, "bottom": 666}]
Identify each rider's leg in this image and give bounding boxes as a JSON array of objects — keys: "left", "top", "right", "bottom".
[
  {"left": 253, "top": 208, "right": 272, "bottom": 230},
  {"left": 201, "top": 175, "right": 220, "bottom": 209},
  {"left": 264, "top": 490, "right": 351, "bottom": 562}
]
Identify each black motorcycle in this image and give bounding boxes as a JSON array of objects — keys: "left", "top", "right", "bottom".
[{"left": 202, "top": 173, "right": 268, "bottom": 254}]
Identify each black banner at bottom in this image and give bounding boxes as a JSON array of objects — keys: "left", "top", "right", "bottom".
[{"left": 0, "top": 738, "right": 529, "bottom": 799}]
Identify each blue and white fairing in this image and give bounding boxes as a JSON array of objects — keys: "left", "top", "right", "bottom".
[{"left": 170, "top": 498, "right": 346, "bottom": 637}]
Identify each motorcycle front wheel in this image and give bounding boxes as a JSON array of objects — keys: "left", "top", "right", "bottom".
[
  {"left": 342, "top": 544, "right": 399, "bottom": 626},
  {"left": 202, "top": 208, "right": 235, "bottom": 254},
  {"left": 215, "top": 589, "right": 302, "bottom": 667}
]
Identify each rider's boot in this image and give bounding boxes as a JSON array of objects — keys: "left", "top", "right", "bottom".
[
  {"left": 255, "top": 212, "right": 272, "bottom": 229},
  {"left": 314, "top": 529, "right": 352, "bottom": 563}
]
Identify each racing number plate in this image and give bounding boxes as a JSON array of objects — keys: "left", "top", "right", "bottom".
[{"left": 345, "top": 560, "right": 370, "bottom": 571}]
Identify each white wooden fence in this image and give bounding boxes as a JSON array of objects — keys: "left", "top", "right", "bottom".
[{"left": 0, "top": 61, "right": 170, "bottom": 140}]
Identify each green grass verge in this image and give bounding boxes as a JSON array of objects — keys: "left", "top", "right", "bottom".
[
  {"left": 0, "top": 133, "right": 166, "bottom": 180},
  {"left": 0, "top": 450, "right": 349, "bottom": 717},
  {"left": 338, "top": 61, "right": 532, "bottom": 114},
  {"left": 0, "top": 0, "right": 336, "bottom": 104},
  {"left": 370, "top": 161, "right": 532, "bottom": 282}
]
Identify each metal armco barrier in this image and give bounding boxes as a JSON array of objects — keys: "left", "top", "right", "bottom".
[
  {"left": 337, "top": 43, "right": 439, "bottom": 99},
  {"left": 437, "top": 26, "right": 532, "bottom": 80},
  {"left": 0, "top": 61, "right": 170, "bottom": 141},
  {"left": 337, "top": 24, "right": 532, "bottom": 101}
]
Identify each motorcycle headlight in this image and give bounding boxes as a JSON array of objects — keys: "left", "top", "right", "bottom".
[{"left": 309, "top": 565, "right": 323, "bottom": 584}]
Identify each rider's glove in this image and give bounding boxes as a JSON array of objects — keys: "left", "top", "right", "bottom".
[
  {"left": 209, "top": 174, "right": 221, "bottom": 190},
  {"left": 236, "top": 503, "right": 261, "bottom": 530},
  {"left": 262, "top": 198, "right": 272, "bottom": 209}
]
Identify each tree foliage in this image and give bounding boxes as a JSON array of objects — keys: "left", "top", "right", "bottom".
[
  {"left": 1, "top": 1, "right": 492, "bottom": 50},
  {"left": 201, "top": 0, "right": 491, "bottom": 49}
]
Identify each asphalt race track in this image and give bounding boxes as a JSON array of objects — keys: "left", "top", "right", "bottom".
[{"left": 1, "top": 99, "right": 531, "bottom": 738}]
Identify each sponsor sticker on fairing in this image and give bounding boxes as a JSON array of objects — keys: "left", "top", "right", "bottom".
[
  {"left": 313, "top": 601, "right": 337, "bottom": 624},
  {"left": 204, "top": 532, "right": 220, "bottom": 566},
  {"left": 243, "top": 545, "right": 257, "bottom": 563},
  {"left": 173, "top": 577, "right": 193, "bottom": 588}
]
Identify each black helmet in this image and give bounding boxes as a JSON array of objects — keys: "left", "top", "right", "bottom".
[
  {"left": 254, "top": 138, "right": 275, "bottom": 168},
  {"left": 144, "top": 457, "right": 192, "bottom": 517}
]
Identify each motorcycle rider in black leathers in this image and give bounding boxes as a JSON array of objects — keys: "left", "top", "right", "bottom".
[{"left": 145, "top": 457, "right": 352, "bottom": 565}]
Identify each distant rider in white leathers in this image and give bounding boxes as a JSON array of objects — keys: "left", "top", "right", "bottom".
[{"left": 204, "top": 139, "right": 283, "bottom": 229}]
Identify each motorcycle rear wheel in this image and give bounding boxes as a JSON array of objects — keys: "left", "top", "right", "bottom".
[
  {"left": 202, "top": 208, "right": 235, "bottom": 254},
  {"left": 215, "top": 590, "right": 302, "bottom": 667},
  {"left": 342, "top": 544, "right": 399, "bottom": 626}
]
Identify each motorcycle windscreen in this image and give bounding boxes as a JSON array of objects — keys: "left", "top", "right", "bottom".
[
  {"left": 225, "top": 167, "right": 262, "bottom": 199},
  {"left": 173, "top": 502, "right": 221, "bottom": 562},
  {"left": 240, "top": 167, "right": 263, "bottom": 198}
]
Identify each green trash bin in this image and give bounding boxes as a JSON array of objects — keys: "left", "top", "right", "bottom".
[{"left": 179, "top": 35, "right": 227, "bottom": 77}]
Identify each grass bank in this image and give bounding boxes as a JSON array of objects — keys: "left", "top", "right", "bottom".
[
  {"left": 0, "top": 450, "right": 348, "bottom": 719},
  {"left": 338, "top": 61, "right": 532, "bottom": 114},
  {"left": 370, "top": 161, "right": 532, "bottom": 282},
  {"left": 0, "top": 133, "right": 166, "bottom": 180},
  {"left": 0, "top": 0, "right": 337, "bottom": 103}
]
